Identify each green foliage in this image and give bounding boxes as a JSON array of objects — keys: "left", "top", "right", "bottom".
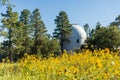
[
  {"left": 2, "top": 4, "right": 120, "bottom": 61},
  {"left": 40, "top": 36, "right": 59, "bottom": 57},
  {"left": 110, "top": 15, "right": 120, "bottom": 26},
  {"left": 30, "top": 8, "right": 47, "bottom": 55},
  {"left": 53, "top": 11, "right": 72, "bottom": 53},
  {"left": 0, "top": 7, "right": 60, "bottom": 60},
  {"left": 12, "top": 22, "right": 25, "bottom": 54},
  {"left": 1, "top": 6, "right": 19, "bottom": 62},
  {"left": 84, "top": 23, "right": 90, "bottom": 37},
  {"left": 95, "top": 22, "right": 101, "bottom": 30},
  {"left": 87, "top": 26, "right": 120, "bottom": 49},
  {"left": 19, "top": 9, "right": 32, "bottom": 53}
]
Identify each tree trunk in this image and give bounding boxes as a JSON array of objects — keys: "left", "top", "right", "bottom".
[
  {"left": 24, "top": 26, "right": 27, "bottom": 53},
  {"left": 60, "top": 33, "right": 64, "bottom": 54},
  {"left": 9, "top": 49, "right": 12, "bottom": 63},
  {"left": 9, "top": 28, "right": 12, "bottom": 63},
  {"left": 60, "top": 41, "right": 64, "bottom": 54},
  {"left": 25, "top": 38, "right": 27, "bottom": 53}
]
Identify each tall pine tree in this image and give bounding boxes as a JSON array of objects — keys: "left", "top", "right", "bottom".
[
  {"left": 53, "top": 11, "right": 72, "bottom": 53},
  {"left": 1, "top": 6, "right": 18, "bottom": 62},
  {"left": 19, "top": 9, "right": 31, "bottom": 53},
  {"left": 30, "top": 8, "right": 47, "bottom": 54},
  {"left": 12, "top": 21, "right": 25, "bottom": 56}
]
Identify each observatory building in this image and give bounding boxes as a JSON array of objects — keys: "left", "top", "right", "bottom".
[{"left": 63, "top": 24, "right": 87, "bottom": 51}]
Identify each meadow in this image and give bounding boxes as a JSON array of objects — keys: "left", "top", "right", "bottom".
[{"left": 0, "top": 48, "right": 120, "bottom": 80}]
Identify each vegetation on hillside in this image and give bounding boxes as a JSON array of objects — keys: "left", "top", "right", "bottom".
[{"left": 0, "top": 49, "right": 120, "bottom": 80}]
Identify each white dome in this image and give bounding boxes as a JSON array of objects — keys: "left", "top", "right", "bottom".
[
  {"left": 72, "top": 24, "right": 87, "bottom": 44},
  {"left": 63, "top": 24, "right": 87, "bottom": 51},
  {"left": 72, "top": 24, "right": 87, "bottom": 39}
]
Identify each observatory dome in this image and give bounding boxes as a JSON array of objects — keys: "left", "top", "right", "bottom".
[{"left": 63, "top": 24, "right": 87, "bottom": 51}]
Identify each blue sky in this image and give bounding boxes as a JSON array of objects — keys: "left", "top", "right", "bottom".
[{"left": 0, "top": 0, "right": 120, "bottom": 35}]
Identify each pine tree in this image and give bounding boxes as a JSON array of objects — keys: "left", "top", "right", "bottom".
[
  {"left": 84, "top": 23, "right": 90, "bottom": 37},
  {"left": 110, "top": 15, "right": 120, "bottom": 27},
  {"left": 12, "top": 21, "right": 25, "bottom": 55},
  {"left": 30, "top": 8, "right": 47, "bottom": 54},
  {"left": 53, "top": 11, "right": 72, "bottom": 53},
  {"left": 19, "top": 9, "right": 31, "bottom": 53},
  {"left": 1, "top": 6, "right": 18, "bottom": 62},
  {"left": 96, "top": 22, "right": 101, "bottom": 30}
]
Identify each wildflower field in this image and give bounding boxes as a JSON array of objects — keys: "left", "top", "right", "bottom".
[{"left": 0, "top": 49, "right": 120, "bottom": 80}]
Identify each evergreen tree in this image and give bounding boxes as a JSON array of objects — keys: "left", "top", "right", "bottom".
[
  {"left": 89, "top": 29, "right": 95, "bottom": 37},
  {"left": 0, "top": 41, "right": 9, "bottom": 61},
  {"left": 84, "top": 23, "right": 90, "bottom": 37},
  {"left": 1, "top": 6, "right": 18, "bottom": 62},
  {"left": 30, "top": 8, "right": 47, "bottom": 54},
  {"left": 96, "top": 22, "right": 101, "bottom": 30},
  {"left": 40, "top": 35, "right": 59, "bottom": 57},
  {"left": 86, "top": 26, "right": 120, "bottom": 49},
  {"left": 53, "top": 11, "right": 72, "bottom": 53},
  {"left": 12, "top": 21, "right": 25, "bottom": 55},
  {"left": 19, "top": 9, "right": 31, "bottom": 53},
  {"left": 110, "top": 15, "right": 120, "bottom": 27}
]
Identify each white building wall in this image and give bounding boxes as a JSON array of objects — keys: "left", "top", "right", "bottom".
[{"left": 63, "top": 24, "right": 87, "bottom": 51}]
